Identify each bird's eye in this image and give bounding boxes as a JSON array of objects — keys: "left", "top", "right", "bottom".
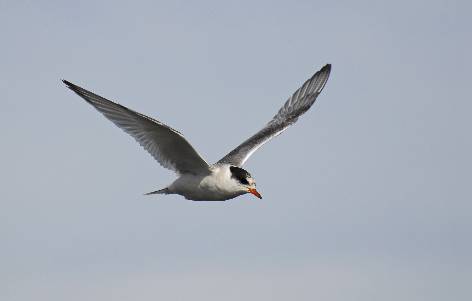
[{"left": 240, "top": 178, "right": 249, "bottom": 185}]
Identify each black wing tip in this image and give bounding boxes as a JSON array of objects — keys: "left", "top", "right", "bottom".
[
  {"left": 62, "top": 80, "right": 89, "bottom": 98},
  {"left": 61, "top": 79, "right": 94, "bottom": 104},
  {"left": 62, "top": 79, "right": 77, "bottom": 90},
  {"left": 322, "top": 63, "right": 331, "bottom": 73}
]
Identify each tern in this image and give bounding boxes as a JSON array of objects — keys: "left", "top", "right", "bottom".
[{"left": 63, "top": 64, "right": 331, "bottom": 201}]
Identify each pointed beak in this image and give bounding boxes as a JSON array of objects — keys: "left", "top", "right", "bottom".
[{"left": 247, "top": 188, "right": 262, "bottom": 199}]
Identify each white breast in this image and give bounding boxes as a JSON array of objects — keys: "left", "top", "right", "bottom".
[{"left": 168, "top": 165, "right": 244, "bottom": 201}]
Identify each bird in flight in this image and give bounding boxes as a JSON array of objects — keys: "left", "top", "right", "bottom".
[{"left": 63, "top": 64, "right": 331, "bottom": 201}]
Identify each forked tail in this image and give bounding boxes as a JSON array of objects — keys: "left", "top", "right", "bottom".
[{"left": 144, "top": 188, "right": 170, "bottom": 195}]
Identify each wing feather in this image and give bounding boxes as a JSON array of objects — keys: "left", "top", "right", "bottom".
[
  {"left": 63, "top": 80, "right": 209, "bottom": 175},
  {"left": 218, "top": 64, "right": 331, "bottom": 166}
]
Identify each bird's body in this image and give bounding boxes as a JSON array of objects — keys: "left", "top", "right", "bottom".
[
  {"left": 164, "top": 164, "right": 247, "bottom": 201},
  {"left": 63, "top": 64, "right": 331, "bottom": 201}
]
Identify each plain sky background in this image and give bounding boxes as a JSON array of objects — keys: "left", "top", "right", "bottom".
[{"left": 1, "top": 0, "right": 471, "bottom": 300}]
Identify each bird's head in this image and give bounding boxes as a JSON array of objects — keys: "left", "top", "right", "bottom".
[{"left": 229, "top": 166, "right": 262, "bottom": 199}]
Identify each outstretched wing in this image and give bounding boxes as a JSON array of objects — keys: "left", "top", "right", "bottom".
[
  {"left": 63, "top": 80, "right": 210, "bottom": 175},
  {"left": 218, "top": 64, "right": 331, "bottom": 167}
]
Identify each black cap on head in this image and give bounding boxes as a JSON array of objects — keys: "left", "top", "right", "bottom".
[{"left": 230, "top": 166, "right": 251, "bottom": 185}]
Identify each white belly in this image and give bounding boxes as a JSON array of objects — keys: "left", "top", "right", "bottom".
[{"left": 168, "top": 171, "right": 244, "bottom": 201}]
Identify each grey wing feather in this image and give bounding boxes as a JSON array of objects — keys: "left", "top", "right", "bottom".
[
  {"left": 218, "top": 64, "right": 331, "bottom": 167},
  {"left": 63, "top": 80, "right": 210, "bottom": 175}
]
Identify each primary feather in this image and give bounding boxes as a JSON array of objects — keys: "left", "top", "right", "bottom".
[
  {"left": 218, "top": 64, "right": 331, "bottom": 167},
  {"left": 63, "top": 80, "right": 210, "bottom": 175}
]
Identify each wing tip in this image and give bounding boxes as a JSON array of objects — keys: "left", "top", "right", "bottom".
[
  {"left": 322, "top": 63, "right": 331, "bottom": 73},
  {"left": 62, "top": 79, "right": 78, "bottom": 92},
  {"left": 316, "top": 63, "right": 332, "bottom": 92},
  {"left": 61, "top": 79, "right": 97, "bottom": 106}
]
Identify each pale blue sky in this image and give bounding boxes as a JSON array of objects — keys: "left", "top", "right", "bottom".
[{"left": 1, "top": 1, "right": 471, "bottom": 300}]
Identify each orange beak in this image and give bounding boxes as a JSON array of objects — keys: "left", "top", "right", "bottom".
[{"left": 247, "top": 188, "right": 262, "bottom": 199}]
